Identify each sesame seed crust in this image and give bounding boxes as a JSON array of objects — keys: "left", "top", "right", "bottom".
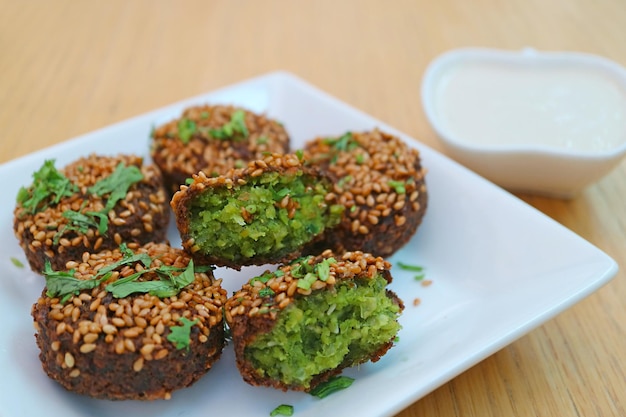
[
  {"left": 302, "top": 128, "right": 428, "bottom": 257},
  {"left": 225, "top": 249, "right": 404, "bottom": 392},
  {"left": 171, "top": 153, "right": 340, "bottom": 269},
  {"left": 31, "top": 242, "right": 227, "bottom": 400},
  {"left": 13, "top": 154, "right": 170, "bottom": 273},
  {"left": 150, "top": 104, "right": 290, "bottom": 195}
]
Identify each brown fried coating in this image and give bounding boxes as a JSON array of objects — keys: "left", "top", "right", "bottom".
[
  {"left": 150, "top": 104, "right": 290, "bottom": 195},
  {"left": 14, "top": 154, "right": 170, "bottom": 273},
  {"left": 31, "top": 242, "right": 226, "bottom": 400},
  {"left": 225, "top": 250, "right": 404, "bottom": 392},
  {"left": 303, "top": 129, "right": 428, "bottom": 257}
]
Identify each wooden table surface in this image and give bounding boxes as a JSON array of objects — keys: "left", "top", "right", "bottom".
[{"left": 1, "top": 1, "right": 624, "bottom": 416}]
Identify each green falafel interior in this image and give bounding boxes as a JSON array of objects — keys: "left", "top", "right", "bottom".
[
  {"left": 246, "top": 272, "right": 401, "bottom": 388},
  {"left": 226, "top": 251, "right": 403, "bottom": 391},
  {"left": 177, "top": 154, "right": 344, "bottom": 266}
]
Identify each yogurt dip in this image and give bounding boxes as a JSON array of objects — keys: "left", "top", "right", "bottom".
[
  {"left": 421, "top": 48, "right": 626, "bottom": 197},
  {"left": 434, "top": 61, "right": 626, "bottom": 153}
]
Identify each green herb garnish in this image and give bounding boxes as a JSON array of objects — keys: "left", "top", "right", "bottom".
[
  {"left": 249, "top": 271, "right": 274, "bottom": 286},
  {"left": 61, "top": 209, "right": 108, "bottom": 236},
  {"left": 309, "top": 376, "right": 354, "bottom": 398},
  {"left": 10, "top": 257, "right": 24, "bottom": 268},
  {"left": 258, "top": 287, "right": 275, "bottom": 297},
  {"left": 178, "top": 118, "right": 197, "bottom": 144},
  {"left": 42, "top": 244, "right": 205, "bottom": 302},
  {"left": 43, "top": 260, "right": 110, "bottom": 303},
  {"left": 323, "top": 132, "right": 359, "bottom": 152},
  {"left": 270, "top": 404, "right": 294, "bottom": 416},
  {"left": 396, "top": 262, "right": 425, "bottom": 280},
  {"left": 105, "top": 259, "right": 197, "bottom": 298},
  {"left": 60, "top": 162, "right": 143, "bottom": 238},
  {"left": 209, "top": 110, "right": 249, "bottom": 140},
  {"left": 167, "top": 317, "right": 198, "bottom": 350},
  {"left": 396, "top": 262, "right": 424, "bottom": 272},
  {"left": 388, "top": 180, "right": 406, "bottom": 194},
  {"left": 336, "top": 175, "right": 353, "bottom": 189},
  {"left": 316, "top": 257, "right": 336, "bottom": 282},
  {"left": 17, "top": 160, "right": 78, "bottom": 215}
]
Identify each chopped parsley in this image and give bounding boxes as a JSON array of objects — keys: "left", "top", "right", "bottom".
[
  {"left": 59, "top": 162, "right": 143, "bottom": 239},
  {"left": 209, "top": 110, "right": 249, "bottom": 140},
  {"left": 270, "top": 404, "right": 294, "bottom": 416},
  {"left": 178, "top": 118, "right": 197, "bottom": 144},
  {"left": 291, "top": 256, "right": 337, "bottom": 290},
  {"left": 249, "top": 271, "right": 274, "bottom": 286},
  {"left": 388, "top": 180, "right": 406, "bottom": 194},
  {"left": 10, "top": 257, "right": 24, "bottom": 268},
  {"left": 43, "top": 260, "right": 111, "bottom": 303},
  {"left": 61, "top": 209, "right": 108, "bottom": 237},
  {"left": 17, "top": 160, "right": 78, "bottom": 215},
  {"left": 258, "top": 287, "right": 275, "bottom": 297},
  {"left": 396, "top": 262, "right": 423, "bottom": 272},
  {"left": 323, "top": 132, "right": 359, "bottom": 152},
  {"left": 336, "top": 175, "right": 353, "bottom": 189},
  {"left": 42, "top": 244, "right": 210, "bottom": 302},
  {"left": 309, "top": 376, "right": 354, "bottom": 398},
  {"left": 396, "top": 262, "right": 425, "bottom": 281},
  {"left": 167, "top": 317, "right": 198, "bottom": 350}
]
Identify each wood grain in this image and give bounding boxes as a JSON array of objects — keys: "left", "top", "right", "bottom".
[{"left": 1, "top": 1, "right": 624, "bottom": 416}]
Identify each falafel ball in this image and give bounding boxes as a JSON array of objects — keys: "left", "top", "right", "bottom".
[
  {"left": 14, "top": 154, "right": 170, "bottom": 273},
  {"left": 225, "top": 250, "right": 404, "bottom": 392},
  {"left": 171, "top": 153, "right": 344, "bottom": 269},
  {"left": 302, "top": 129, "right": 428, "bottom": 257},
  {"left": 31, "top": 242, "right": 227, "bottom": 400},
  {"left": 150, "top": 104, "right": 291, "bottom": 194}
]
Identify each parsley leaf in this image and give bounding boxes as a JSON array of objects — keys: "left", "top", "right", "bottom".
[
  {"left": 17, "top": 160, "right": 78, "bottom": 215},
  {"left": 106, "top": 259, "right": 197, "bottom": 298},
  {"left": 167, "top": 317, "right": 198, "bottom": 350},
  {"left": 388, "top": 180, "right": 406, "bottom": 194},
  {"left": 316, "top": 257, "right": 336, "bottom": 281},
  {"left": 42, "top": 244, "right": 202, "bottom": 301},
  {"left": 396, "top": 262, "right": 423, "bottom": 272},
  {"left": 309, "top": 376, "right": 354, "bottom": 398},
  {"left": 178, "top": 118, "right": 197, "bottom": 144},
  {"left": 60, "top": 162, "right": 143, "bottom": 238},
  {"left": 323, "top": 132, "right": 359, "bottom": 152},
  {"left": 89, "top": 162, "right": 144, "bottom": 212},
  {"left": 209, "top": 110, "right": 249, "bottom": 140},
  {"left": 10, "top": 257, "right": 24, "bottom": 268},
  {"left": 258, "top": 287, "right": 275, "bottom": 297},
  {"left": 43, "top": 260, "right": 110, "bottom": 300},
  {"left": 270, "top": 404, "right": 294, "bottom": 416}
]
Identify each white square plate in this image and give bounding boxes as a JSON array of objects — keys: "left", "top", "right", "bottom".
[{"left": 0, "top": 72, "right": 618, "bottom": 417}]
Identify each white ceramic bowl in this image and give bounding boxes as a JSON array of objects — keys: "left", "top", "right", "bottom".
[{"left": 421, "top": 47, "right": 626, "bottom": 197}]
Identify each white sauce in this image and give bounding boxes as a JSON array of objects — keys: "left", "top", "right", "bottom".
[{"left": 435, "top": 62, "right": 626, "bottom": 152}]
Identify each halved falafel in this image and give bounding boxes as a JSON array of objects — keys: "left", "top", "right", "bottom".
[
  {"left": 302, "top": 129, "right": 428, "bottom": 257},
  {"left": 31, "top": 242, "right": 226, "bottom": 400},
  {"left": 13, "top": 154, "right": 170, "bottom": 273},
  {"left": 150, "top": 104, "right": 290, "bottom": 194},
  {"left": 225, "top": 250, "right": 403, "bottom": 392},
  {"left": 171, "top": 153, "right": 344, "bottom": 269}
]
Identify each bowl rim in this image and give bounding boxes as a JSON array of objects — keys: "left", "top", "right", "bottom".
[{"left": 421, "top": 47, "right": 626, "bottom": 161}]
